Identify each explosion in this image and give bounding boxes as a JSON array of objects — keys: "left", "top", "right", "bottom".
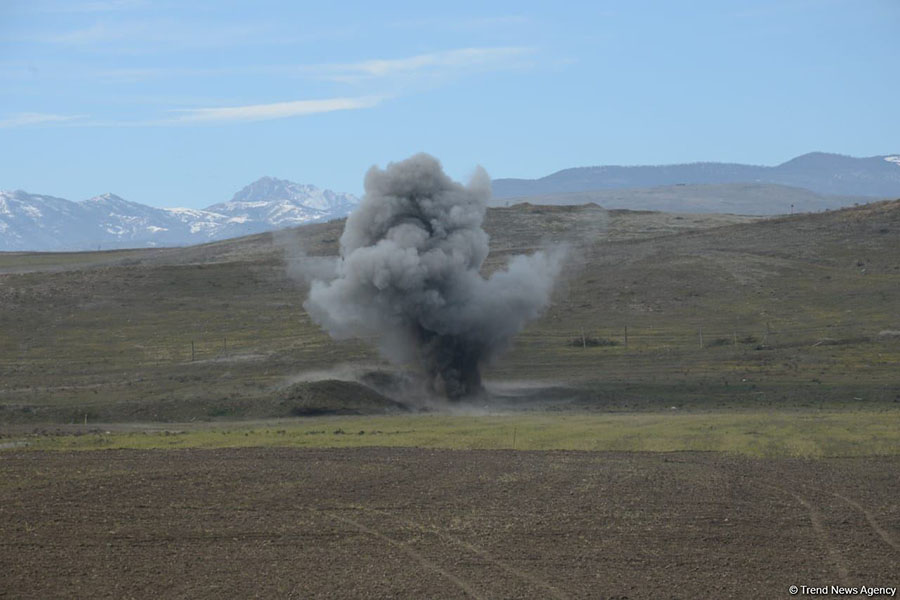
[{"left": 304, "top": 154, "right": 562, "bottom": 399}]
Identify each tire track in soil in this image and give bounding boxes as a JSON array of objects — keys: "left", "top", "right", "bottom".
[
  {"left": 667, "top": 457, "right": 853, "bottom": 581},
  {"left": 365, "top": 507, "right": 571, "bottom": 600},
  {"left": 811, "top": 488, "right": 900, "bottom": 552},
  {"left": 776, "top": 486, "right": 850, "bottom": 580},
  {"left": 327, "top": 511, "right": 485, "bottom": 600}
]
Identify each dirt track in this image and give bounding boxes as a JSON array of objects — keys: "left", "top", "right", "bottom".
[{"left": 1, "top": 448, "right": 898, "bottom": 599}]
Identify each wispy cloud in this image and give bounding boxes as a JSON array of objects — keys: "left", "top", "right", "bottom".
[
  {"left": 313, "top": 47, "right": 534, "bottom": 83},
  {"left": 0, "top": 96, "right": 382, "bottom": 129},
  {"left": 0, "top": 46, "right": 532, "bottom": 127},
  {"left": 0, "top": 112, "right": 85, "bottom": 128},
  {"left": 13, "top": 46, "right": 538, "bottom": 85},
  {"left": 165, "top": 96, "right": 383, "bottom": 124}
]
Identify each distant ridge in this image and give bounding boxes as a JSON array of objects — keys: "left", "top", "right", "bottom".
[
  {"left": 490, "top": 183, "right": 873, "bottom": 216},
  {"left": 492, "top": 152, "right": 900, "bottom": 199}
]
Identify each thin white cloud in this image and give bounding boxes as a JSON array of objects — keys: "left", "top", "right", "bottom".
[
  {"left": 166, "top": 96, "right": 383, "bottom": 124},
  {"left": 3, "top": 46, "right": 537, "bottom": 85},
  {"left": 316, "top": 47, "right": 534, "bottom": 83},
  {"left": 0, "top": 97, "right": 381, "bottom": 129},
  {"left": 0, "top": 46, "right": 532, "bottom": 127},
  {"left": 0, "top": 112, "right": 85, "bottom": 128}
]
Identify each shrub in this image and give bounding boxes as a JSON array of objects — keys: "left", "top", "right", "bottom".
[{"left": 570, "top": 336, "right": 619, "bottom": 347}]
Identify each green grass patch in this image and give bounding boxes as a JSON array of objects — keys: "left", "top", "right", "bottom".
[{"left": 13, "top": 409, "right": 900, "bottom": 458}]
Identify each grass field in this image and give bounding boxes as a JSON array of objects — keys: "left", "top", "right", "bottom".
[{"left": 8, "top": 408, "right": 899, "bottom": 458}]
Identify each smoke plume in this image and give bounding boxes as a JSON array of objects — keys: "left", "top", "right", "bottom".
[{"left": 304, "top": 153, "right": 562, "bottom": 399}]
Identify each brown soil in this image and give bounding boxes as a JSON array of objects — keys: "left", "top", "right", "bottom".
[{"left": 1, "top": 448, "right": 898, "bottom": 599}]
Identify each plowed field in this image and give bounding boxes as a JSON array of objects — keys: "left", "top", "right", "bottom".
[{"left": 2, "top": 448, "right": 898, "bottom": 599}]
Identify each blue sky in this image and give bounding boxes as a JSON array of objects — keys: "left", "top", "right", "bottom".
[{"left": 1, "top": 0, "right": 897, "bottom": 208}]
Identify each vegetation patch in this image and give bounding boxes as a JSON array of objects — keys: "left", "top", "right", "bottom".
[{"left": 10, "top": 409, "right": 900, "bottom": 458}]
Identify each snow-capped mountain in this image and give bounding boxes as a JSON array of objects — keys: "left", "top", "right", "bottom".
[
  {"left": 0, "top": 191, "right": 98, "bottom": 250},
  {"left": 204, "top": 177, "right": 358, "bottom": 240},
  {"left": 210, "top": 177, "right": 357, "bottom": 223},
  {"left": 0, "top": 178, "right": 358, "bottom": 251}
]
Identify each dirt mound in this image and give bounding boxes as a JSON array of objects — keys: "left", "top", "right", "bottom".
[{"left": 280, "top": 379, "right": 409, "bottom": 416}]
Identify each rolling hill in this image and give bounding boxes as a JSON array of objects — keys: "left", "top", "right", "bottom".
[{"left": 0, "top": 200, "right": 898, "bottom": 422}]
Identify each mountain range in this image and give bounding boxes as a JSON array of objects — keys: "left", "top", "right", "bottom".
[
  {"left": 3, "top": 152, "right": 899, "bottom": 252},
  {"left": 0, "top": 177, "right": 358, "bottom": 252}
]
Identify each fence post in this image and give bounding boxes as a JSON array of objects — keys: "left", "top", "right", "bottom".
[
  {"left": 624, "top": 325, "right": 629, "bottom": 348},
  {"left": 699, "top": 326, "right": 704, "bottom": 349},
  {"left": 191, "top": 341, "right": 195, "bottom": 362}
]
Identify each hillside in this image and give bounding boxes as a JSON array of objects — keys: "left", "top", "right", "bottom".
[
  {"left": 0, "top": 201, "right": 898, "bottom": 422},
  {"left": 491, "top": 183, "right": 870, "bottom": 215}
]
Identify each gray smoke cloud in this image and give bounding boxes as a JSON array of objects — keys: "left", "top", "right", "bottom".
[{"left": 303, "top": 153, "right": 563, "bottom": 399}]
